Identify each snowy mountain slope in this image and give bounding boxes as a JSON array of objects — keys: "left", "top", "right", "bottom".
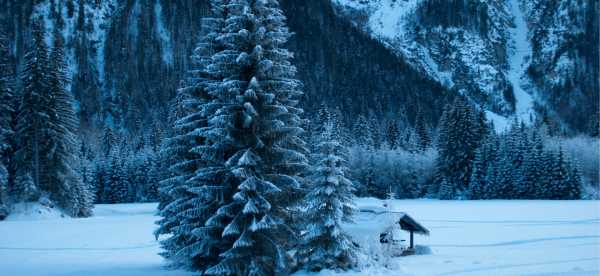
[
  {"left": 331, "top": 0, "right": 598, "bottom": 134},
  {"left": 506, "top": 0, "right": 535, "bottom": 124},
  {"left": 34, "top": 0, "right": 116, "bottom": 85},
  {"left": 332, "top": 0, "right": 517, "bottom": 117},
  {"left": 522, "top": 0, "right": 599, "bottom": 133}
]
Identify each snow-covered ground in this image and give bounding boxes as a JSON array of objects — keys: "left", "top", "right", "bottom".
[
  {"left": 0, "top": 203, "right": 193, "bottom": 276},
  {"left": 1, "top": 199, "right": 599, "bottom": 275}
]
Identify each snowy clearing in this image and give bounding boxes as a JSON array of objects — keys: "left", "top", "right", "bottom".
[{"left": 1, "top": 200, "right": 599, "bottom": 275}]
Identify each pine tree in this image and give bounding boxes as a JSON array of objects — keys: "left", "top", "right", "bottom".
[
  {"left": 46, "top": 25, "right": 93, "bottom": 217},
  {"left": 385, "top": 120, "right": 400, "bottom": 150},
  {"left": 433, "top": 97, "right": 484, "bottom": 198},
  {"left": 104, "top": 151, "right": 128, "bottom": 203},
  {"left": 298, "top": 122, "right": 357, "bottom": 271},
  {"left": 566, "top": 161, "right": 583, "bottom": 200},
  {"left": 495, "top": 151, "right": 514, "bottom": 199},
  {"left": 101, "top": 126, "right": 116, "bottom": 157},
  {"left": 548, "top": 149, "right": 568, "bottom": 199},
  {"left": 550, "top": 148, "right": 581, "bottom": 200},
  {"left": 438, "top": 177, "right": 453, "bottom": 200},
  {"left": 14, "top": 18, "right": 52, "bottom": 201},
  {"left": 0, "top": 31, "right": 14, "bottom": 218},
  {"left": 521, "top": 130, "right": 543, "bottom": 199},
  {"left": 506, "top": 122, "right": 529, "bottom": 199},
  {"left": 414, "top": 108, "right": 430, "bottom": 151},
  {"left": 467, "top": 147, "right": 486, "bottom": 199},
  {"left": 353, "top": 115, "right": 372, "bottom": 148},
  {"left": 11, "top": 173, "right": 38, "bottom": 202},
  {"left": 537, "top": 150, "right": 555, "bottom": 199},
  {"left": 367, "top": 114, "right": 382, "bottom": 150},
  {"left": 203, "top": 1, "right": 309, "bottom": 274}
]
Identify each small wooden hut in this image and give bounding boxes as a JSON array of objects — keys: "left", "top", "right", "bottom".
[{"left": 361, "top": 207, "right": 430, "bottom": 256}]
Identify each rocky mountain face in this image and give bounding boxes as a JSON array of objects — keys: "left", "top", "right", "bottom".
[
  {"left": 524, "top": 0, "right": 598, "bottom": 134},
  {"left": 331, "top": 0, "right": 598, "bottom": 134},
  {"left": 0, "top": 0, "right": 596, "bottom": 146}
]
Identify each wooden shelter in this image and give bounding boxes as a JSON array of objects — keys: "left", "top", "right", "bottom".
[{"left": 361, "top": 208, "right": 430, "bottom": 256}]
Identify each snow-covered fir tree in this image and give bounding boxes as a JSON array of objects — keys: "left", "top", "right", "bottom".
[
  {"left": 433, "top": 97, "right": 486, "bottom": 198},
  {"left": 0, "top": 30, "right": 14, "bottom": 219},
  {"left": 13, "top": 18, "right": 52, "bottom": 202},
  {"left": 549, "top": 148, "right": 581, "bottom": 200},
  {"left": 520, "top": 130, "right": 544, "bottom": 199},
  {"left": 467, "top": 147, "right": 487, "bottom": 200},
  {"left": 353, "top": 115, "right": 372, "bottom": 149},
  {"left": 12, "top": 19, "right": 92, "bottom": 217},
  {"left": 298, "top": 121, "right": 357, "bottom": 272},
  {"left": 385, "top": 120, "right": 400, "bottom": 150},
  {"left": 199, "top": 0, "right": 309, "bottom": 274},
  {"left": 46, "top": 26, "right": 94, "bottom": 217},
  {"left": 104, "top": 149, "right": 129, "bottom": 204},
  {"left": 368, "top": 114, "right": 382, "bottom": 150},
  {"left": 567, "top": 161, "right": 584, "bottom": 200},
  {"left": 414, "top": 107, "right": 430, "bottom": 151}
]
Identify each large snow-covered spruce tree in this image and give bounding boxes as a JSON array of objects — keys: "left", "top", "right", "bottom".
[
  {"left": 13, "top": 19, "right": 51, "bottom": 202},
  {"left": 158, "top": 0, "right": 310, "bottom": 273},
  {"left": 298, "top": 121, "right": 357, "bottom": 272},
  {"left": 202, "top": 0, "right": 309, "bottom": 274},
  {"left": 47, "top": 26, "right": 94, "bottom": 217},
  {"left": 12, "top": 19, "right": 92, "bottom": 217}
]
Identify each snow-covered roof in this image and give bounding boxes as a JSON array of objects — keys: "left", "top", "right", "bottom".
[{"left": 359, "top": 208, "right": 430, "bottom": 235}]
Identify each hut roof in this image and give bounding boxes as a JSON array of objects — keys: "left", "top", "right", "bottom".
[{"left": 359, "top": 208, "right": 430, "bottom": 235}]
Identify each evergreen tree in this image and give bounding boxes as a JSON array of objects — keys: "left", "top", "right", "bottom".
[
  {"left": 202, "top": 1, "right": 309, "bottom": 274},
  {"left": 433, "top": 97, "right": 484, "bottom": 198},
  {"left": 550, "top": 148, "right": 581, "bottom": 200},
  {"left": 298, "top": 122, "right": 357, "bottom": 271},
  {"left": 566, "top": 161, "right": 583, "bottom": 200},
  {"left": 438, "top": 177, "right": 453, "bottom": 200},
  {"left": 352, "top": 115, "right": 372, "bottom": 148},
  {"left": 521, "top": 130, "right": 543, "bottom": 199},
  {"left": 385, "top": 120, "right": 400, "bottom": 150},
  {"left": 14, "top": 18, "right": 52, "bottom": 202},
  {"left": 467, "top": 147, "right": 486, "bottom": 199},
  {"left": 505, "top": 122, "right": 528, "bottom": 199},
  {"left": 537, "top": 150, "right": 555, "bottom": 199},
  {"left": 414, "top": 108, "right": 430, "bottom": 151},
  {"left": 101, "top": 126, "right": 116, "bottom": 157},
  {"left": 367, "top": 114, "right": 382, "bottom": 150},
  {"left": 11, "top": 173, "right": 38, "bottom": 202},
  {"left": 104, "top": 151, "right": 128, "bottom": 203},
  {"left": 47, "top": 26, "right": 93, "bottom": 217},
  {"left": 0, "top": 31, "right": 14, "bottom": 218},
  {"left": 548, "top": 149, "right": 568, "bottom": 199},
  {"left": 495, "top": 150, "right": 514, "bottom": 199}
]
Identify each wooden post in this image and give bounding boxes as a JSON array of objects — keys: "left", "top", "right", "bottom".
[{"left": 410, "top": 230, "right": 414, "bottom": 249}]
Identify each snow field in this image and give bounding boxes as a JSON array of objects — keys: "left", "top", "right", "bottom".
[{"left": 1, "top": 199, "right": 599, "bottom": 275}]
